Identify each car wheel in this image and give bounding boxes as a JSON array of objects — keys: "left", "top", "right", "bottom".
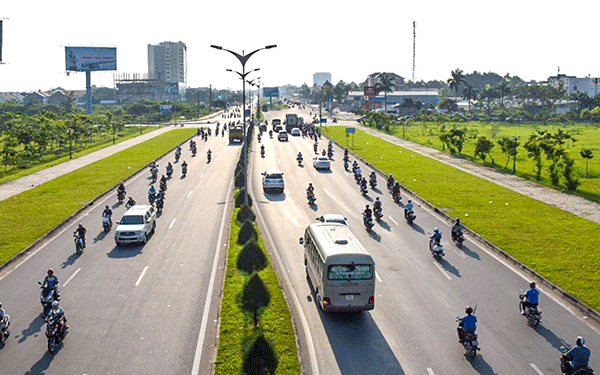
[
  {"left": 151, "top": 221, "right": 156, "bottom": 233},
  {"left": 142, "top": 233, "right": 147, "bottom": 244}
]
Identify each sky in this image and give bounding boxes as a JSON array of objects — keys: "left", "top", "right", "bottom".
[{"left": 1, "top": 0, "right": 599, "bottom": 93}]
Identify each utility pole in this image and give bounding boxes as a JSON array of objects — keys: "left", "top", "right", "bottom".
[
  {"left": 209, "top": 84, "right": 212, "bottom": 108},
  {"left": 412, "top": 21, "right": 416, "bottom": 82}
]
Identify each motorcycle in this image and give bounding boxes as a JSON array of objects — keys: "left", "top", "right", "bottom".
[
  {"left": 156, "top": 197, "right": 164, "bottom": 212},
  {"left": 360, "top": 183, "right": 368, "bottom": 196},
  {"left": 159, "top": 180, "right": 167, "bottom": 192},
  {"left": 327, "top": 148, "right": 333, "bottom": 159},
  {"left": 45, "top": 315, "right": 68, "bottom": 354},
  {"left": 269, "top": 130, "right": 273, "bottom": 138},
  {"left": 297, "top": 157, "right": 303, "bottom": 166},
  {"left": 457, "top": 318, "right": 480, "bottom": 359},
  {"left": 344, "top": 160, "right": 349, "bottom": 171},
  {"left": 102, "top": 216, "right": 112, "bottom": 232},
  {"left": 182, "top": 165, "right": 187, "bottom": 177},
  {"left": 258, "top": 134, "right": 261, "bottom": 143},
  {"left": 560, "top": 346, "right": 594, "bottom": 375},
  {"left": 148, "top": 192, "right": 156, "bottom": 205},
  {"left": 260, "top": 147, "right": 265, "bottom": 158},
  {"left": 393, "top": 191, "right": 402, "bottom": 204},
  {"left": 307, "top": 192, "right": 316, "bottom": 205},
  {"left": 117, "top": 189, "right": 126, "bottom": 203},
  {"left": 519, "top": 291, "right": 542, "bottom": 326},
  {"left": 404, "top": 209, "right": 416, "bottom": 224},
  {"left": 374, "top": 207, "right": 383, "bottom": 222},
  {"left": 175, "top": 151, "right": 181, "bottom": 163},
  {"left": 452, "top": 230, "right": 464, "bottom": 247},
  {"left": 167, "top": 167, "right": 173, "bottom": 178},
  {"left": 355, "top": 172, "right": 362, "bottom": 184},
  {"left": 0, "top": 313, "right": 10, "bottom": 345},
  {"left": 369, "top": 176, "right": 377, "bottom": 189},
  {"left": 429, "top": 238, "right": 444, "bottom": 260},
  {"left": 207, "top": 152, "right": 212, "bottom": 164},
  {"left": 151, "top": 168, "right": 157, "bottom": 183},
  {"left": 313, "top": 143, "right": 318, "bottom": 154},
  {"left": 38, "top": 282, "right": 60, "bottom": 317},
  {"left": 191, "top": 146, "right": 197, "bottom": 157},
  {"left": 363, "top": 214, "right": 374, "bottom": 231},
  {"left": 74, "top": 233, "right": 85, "bottom": 255},
  {"left": 387, "top": 180, "right": 395, "bottom": 193}
]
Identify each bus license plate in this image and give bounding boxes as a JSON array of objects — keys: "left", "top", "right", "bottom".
[{"left": 345, "top": 295, "right": 354, "bottom": 301}]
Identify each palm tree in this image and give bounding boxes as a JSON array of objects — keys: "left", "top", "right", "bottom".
[
  {"left": 462, "top": 84, "right": 478, "bottom": 112},
  {"left": 447, "top": 68, "right": 466, "bottom": 102},
  {"left": 496, "top": 80, "right": 510, "bottom": 107},
  {"left": 375, "top": 74, "right": 396, "bottom": 112}
]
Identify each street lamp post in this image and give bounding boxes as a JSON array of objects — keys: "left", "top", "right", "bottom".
[
  {"left": 211, "top": 44, "right": 276, "bottom": 205},
  {"left": 247, "top": 78, "right": 260, "bottom": 120}
]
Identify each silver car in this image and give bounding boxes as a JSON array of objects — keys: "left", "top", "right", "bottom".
[
  {"left": 114, "top": 205, "right": 156, "bottom": 246},
  {"left": 261, "top": 170, "right": 285, "bottom": 193}
]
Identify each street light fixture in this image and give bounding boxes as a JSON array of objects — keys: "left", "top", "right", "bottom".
[{"left": 211, "top": 44, "right": 277, "bottom": 205}]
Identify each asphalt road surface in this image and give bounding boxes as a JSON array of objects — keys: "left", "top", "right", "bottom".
[
  {"left": 250, "top": 108, "right": 600, "bottom": 375},
  {"left": 0, "top": 122, "right": 238, "bottom": 374}
]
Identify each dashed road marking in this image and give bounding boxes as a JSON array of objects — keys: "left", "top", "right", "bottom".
[
  {"left": 169, "top": 218, "right": 177, "bottom": 229},
  {"left": 427, "top": 369, "right": 435, "bottom": 375},
  {"left": 135, "top": 266, "right": 149, "bottom": 286},
  {"left": 375, "top": 271, "right": 382, "bottom": 283},
  {"left": 187, "top": 190, "right": 193, "bottom": 198},
  {"left": 63, "top": 267, "right": 81, "bottom": 287},
  {"left": 433, "top": 262, "right": 452, "bottom": 280},
  {"left": 530, "top": 363, "right": 544, "bottom": 375},
  {"left": 388, "top": 215, "right": 398, "bottom": 226}
]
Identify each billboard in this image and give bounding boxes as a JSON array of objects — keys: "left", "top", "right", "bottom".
[
  {"left": 160, "top": 105, "right": 173, "bottom": 115},
  {"left": 65, "top": 47, "right": 117, "bottom": 71},
  {"left": 263, "top": 87, "right": 279, "bottom": 98},
  {"left": 363, "top": 86, "right": 377, "bottom": 97}
]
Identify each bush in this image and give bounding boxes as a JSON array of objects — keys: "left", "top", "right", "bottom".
[
  {"left": 243, "top": 334, "right": 278, "bottom": 375},
  {"left": 242, "top": 273, "right": 271, "bottom": 326},
  {"left": 235, "top": 189, "right": 252, "bottom": 208},
  {"left": 238, "top": 220, "right": 257, "bottom": 245},
  {"left": 237, "top": 240, "right": 267, "bottom": 274},
  {"left": 237, "top": 204, "right": 256, "bottom": 223},
  {"left": 235, "top": 170, "right": 245, "bottom": 188}
]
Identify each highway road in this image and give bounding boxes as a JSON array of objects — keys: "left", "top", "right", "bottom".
[
  {"left": 0, "top": 122, "right": 238, "bottom": 374},
  {"left": 250, "top": 107, "right": 600, "bottom": 375}
]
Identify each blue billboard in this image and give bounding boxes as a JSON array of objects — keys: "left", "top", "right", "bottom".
[
  {"left": 65, "top": 47, "right": 117, "bottom": 71},
  {"left": 263, "top": 87, "right": 279, "bottom": 98}
]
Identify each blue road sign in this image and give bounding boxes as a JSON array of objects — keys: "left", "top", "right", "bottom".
[
  {"left": 346, "top": 127, "right": 356, "bottom": 133},
  {"left": 320, "top": 118, "right": 327, "bottom": 123}
]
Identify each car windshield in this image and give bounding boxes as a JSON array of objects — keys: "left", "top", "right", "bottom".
[
  {"left": 266, "top": 173, "right": 282, "bottom": 179},
  {"left": 120, "top": 215, "right": 144, "bottom": 225},
  {"left": 328, "top": 264, "right": 373, "bottom": 280}
]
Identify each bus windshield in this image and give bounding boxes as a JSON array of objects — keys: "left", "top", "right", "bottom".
[{"left": 328, "top": 264, "right": 373, "bottom": 280}]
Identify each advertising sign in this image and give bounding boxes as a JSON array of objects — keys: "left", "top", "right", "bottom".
[
  {"left": 160, "top": 105, "right": 173, "bottom": 115},
  {"left": 165, "top": 82, "right": 178, "bottom": 95},
  {"left": 363, "top": 85, "right": 377, "bottom": 97},
  {"left": 263, "top": 87, "right": 279, "bottom": 98},
  {"left": 65, "top": 47, "right": 117, "bottom": 71}
]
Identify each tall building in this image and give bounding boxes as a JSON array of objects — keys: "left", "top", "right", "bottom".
[
  {"left": 148, "top": 41, "right": 187, "bottom": 84},
  {"left": 548, "top": 74, "right": 600, "bottom": 96},
  {"left": 313, "top": 72, "right": 332, "bottom": 87}
]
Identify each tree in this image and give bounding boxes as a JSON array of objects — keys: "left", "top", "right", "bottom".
[
  {"left": 375, "top": 74, "right": 396, "bottom": 113},
  {"left": 438, "top": 98, "right": 458, "bottom": 113},
  {"left": 474, "top": 136, "right": 495, "bottom": 164},
  {"left": 562, "top": 155, "right": 580, "bottom": 191},
  {"left": 299, "top": 83, "right": 311, "bottom": 101},
  {"left": 496, "top": 79, "right": 510, "bottom": 108},
  {"left": 579, "top": 148, "right": 594, "bottom": 177},
  {"left": 242, "top": 273, "right": 271, "bottom": 326},
  {"left": 439, "top": 126, "right": 468, "bottom": 154},
  {"left": 524, "top": 130, "right": 546, "bottom": 180},
  {"left": 447, "top": 68, "right": 466, "bottom": 103},
  {"left": 333, "top": 80, "right": 348, "bottom": 104},
  {"left": 480, "top": 84, "right": 497, "bottom": 114},
  {"left": 462, "top": 84, "right": 478, "bottom": 112},
  {"left": 497, "top": 136, "right": 520, "bottom": 173}
]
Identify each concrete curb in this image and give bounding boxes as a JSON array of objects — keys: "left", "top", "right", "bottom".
[
  {"left": 0, "top": 133, "right": 197, "bottom": 275},
  {"left": 328, "top": 135, "right": 600, "bottom": 326}
]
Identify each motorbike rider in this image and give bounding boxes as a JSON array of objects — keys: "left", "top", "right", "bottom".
[
  {"left": 117, "top": 182, "right": 126, "bottom": 195},
  {"left": 0, "top": 302, "right": 8, "bottom": 337},
  {"left": 47, "top": 301, "right": 68, "bottom": 336},
  {"left": 344, "top": 148, "right": 349, "bottom": 159},
  {"left": 160, "top": 174, "right": 167, "bottom": 186},
  {"left": 182, "top": 161, "right": 188, "bottom": 174},
  {"left": 563, "top": 336, "right": 591, "bottom": 374},
  {"left": 393, "top": 182, "right": 401, "bottom": 196},
  {"left": 306, "top": 183, "right": 314, "bottom": 195},
  {"left": 260, "top": 145, "right": 265, "bottom": 156},
  {"left": 373, "top": 197, "right": 382, "bottom": 212},
  {"left": 297, "top": 152, "right": 303, "bottom": 162},
  {"left": 126, "top": 196, "right": 136, "bottom": 209},
  {"left": 360, "top": 177, "right": 368, "bottom": 191},
  {"left": 452, "top": 218, "right": 463, "bottom": 238},
  {"left": 431, "top": 227, "right": 442, "bottom": 245},
  {"left": 405, "top": 199, "right": 414, "bottom": 214},
  {"left": 148, "top": 185, "right": 156, "bottom": 196},
  {"left": 370, "top": 171, "right": 377, "bottom": 184},
  {"left": 42, "top": 269, "right": 60, "bottom": 297},
  {"left": 457, "top": 306, "right": 477, "bottom": 343},
  {"left": 387, "top": 174, "right": 394, "bottom": 188},
  {"left": 363, "top": 205, "right": 373, "bottom": 219},
  {"left": 74, "top": 223, "right": 87, "bottom": 248},
  {"left": 166, "top": 162, "right": 173, "bottom": 176},
  {"left": 520, "top": 281, "right": 540, "bottom": 315},
  {"left": 102, "top": 205, "right": 113, "bottom": 226},
  {"left": 207, "top": 149, "right": 212, "bottom": 161}
]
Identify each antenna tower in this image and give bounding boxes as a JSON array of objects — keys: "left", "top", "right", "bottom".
[{"left": 412, "top": 21, "right": 416, "bottom": 82}]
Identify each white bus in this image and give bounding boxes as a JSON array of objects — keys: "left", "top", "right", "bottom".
[{"left": 300, "top": 223, "right": 375, "bottom": 312}]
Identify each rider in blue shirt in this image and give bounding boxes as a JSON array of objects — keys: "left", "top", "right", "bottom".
[
  {"left": 458, "top": 306, "right": 477, "bottom": 342},
  {"left": 431, "top": 228, "right": 442, "bottom": 244},
  {"left": 520, "top": 281, "right": 540, "bottom": 315},
  {"left": 564, "top": 336, "right": 591, "bottom": 372}
]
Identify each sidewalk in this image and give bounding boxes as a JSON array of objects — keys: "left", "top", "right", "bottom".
[
  {"left": 336, "top": 120, "right": 600, "bottom": 225},
  {"left": 0, "top": 110, "right": 224, "bottom": 202}
]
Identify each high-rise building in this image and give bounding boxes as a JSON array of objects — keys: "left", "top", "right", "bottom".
[
  {"left": 313, "top": 72, "right": 332, "bottom": 87},
  {"left": 148, "top": 41, "right": 187, "bottom": 84}
]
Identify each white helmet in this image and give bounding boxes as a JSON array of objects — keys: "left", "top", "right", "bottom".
[
  {"left": 52, "top": 301, "right": 59, "bottom": 309},
  {"left": 576, "top": 336, "right": 585, "bottom": 346},
  {"left": 434, "top": 227, "right": 439, "bottom": 233}
]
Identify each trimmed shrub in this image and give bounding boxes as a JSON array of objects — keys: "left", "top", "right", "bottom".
[
  {"left": 242, "top": 273, "right": 271, "bottom": 326},
  {"left": 238, "top": 220, "right": 257, "bottom": 245},
  {"left": 243, "top": 334, "right": 278, "bottom": 375},
  {"left": 237, "top": 240, "right": 267, "bottom": 274},
  {"left": 235, "top": 170, "right": 245, "bottom": 188},
  {"left": 237, "top": 204, "right": 256, "bottom": 223},
  {"left": 235, "top": 189, "right": 252, "bottom": 208}
]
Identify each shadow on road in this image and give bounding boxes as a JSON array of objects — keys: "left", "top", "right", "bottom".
[
  {"left": 111, "top": 201, "right": 123, "bottom": 209},
  {"left": 368, "top": 230, "right": 381, "bottom": 242},
  {"left": 439, "top": 258, "right": 461, "bottom": 278},
  {"left": 17, "top": 315, "right": 45, "bottom": 344},
  {"left": 534, "top": 324, "right": 569, "bottom": 352},
  {"left": 25, "top": 352, "right": 55, "bottom": 375},
  {"left": 378, "top": 219, "right": 391, "bottom": 232},
  {"left": 263, "top": 192, "right": 286, "bottom": 202},
  {"left": 461, "top": 244, "right": 481, "bottom": 260},
  {"left": 410, "top": 222, "right": 426, "bottom": 234},
  {"left": 106, "top": 242, "right": 148, "bottom": 258},
  {"left": 468, "top": 354, "right": 498, "bottom": 374},
  {"left": 93, "top": 230, "right": 110, "bottom": 244},
  {"left": 61, "top": 253, "right": 79, "bottom": 269}
]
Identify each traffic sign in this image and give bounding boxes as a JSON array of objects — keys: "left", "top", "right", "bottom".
[
  {"left": 346, "top": 127, "right": 356, "bottom": 133},
  {"left": 320, "top": 118, "right": 327, "bottom": 123}
]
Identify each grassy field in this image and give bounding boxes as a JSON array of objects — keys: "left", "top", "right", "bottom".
[
  {"left": 0, "top": 125, "right": 156, "bottom": 185},
  {"left": 324, "top": 126, "right": 600, "bottom": 311},
  {"left": 390, "top": 121, "right": 600, "bottom": 202},
  {"left": 0, "top": 128, "right": 195, "bottom": 265},
  {"left": 215, "top": 200, "right": 300, "bottom": 375}
]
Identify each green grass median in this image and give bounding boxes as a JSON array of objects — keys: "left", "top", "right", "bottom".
[
  {"left": 325, "top": 126, "right": 600, "bottom": 311},
  {"left": 0, "top": 128, "right": 195, "bottom": 265}
]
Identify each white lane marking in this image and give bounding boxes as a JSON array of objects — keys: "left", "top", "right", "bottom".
[
  {"left": 294, "top": 217, "right": 298, "bottom": 227},
  {"left": 169, "top": 218, "right": 177, "bottom": 229},
  {"left": 323, "top": 189, "right": 333, "bottom": 198},
  {"left": 312, "top": 171, "right": 317, "bottom": 177},
  {"left": 427, "top": 369, "right": 435, "bottom": 375},
  {"left": 187, "top": 190, "right": 193, "bottom": 198},
  {"left": 63, "top": 267, "right": 81, "bottom": 287},
  {"left": 530, "top": 363, "right": 544, "bottom": 375},
  {"left": 278, "top": 159, "right": 281, "bottom": 164},
  {"left": 135, "top": 266, "right": 149, "bottom": 286},
  {"left": 191, "top": 176, "right": 234, "bottom": 375},
  {"left": 441, "top": 298, "right": 450, "bottom": 307},
  {"left": 433, "top": 262, "right": 452, "bottom": 280},
  {"left": 285, "top": 189, "right": 290, "bottom": 195},
  {"left": 375, "top": 271, "right": 382, "bottom": 283},
  {"left": 388, "top": 215, "right": 398, "bottom": 226},
  {"left": 200, "top": 173, "right": 204, "bottom": 178}
]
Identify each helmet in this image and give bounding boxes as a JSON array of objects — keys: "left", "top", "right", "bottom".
[
  {"left": 0, "top": 302, "right": 2, "bottom": 309},
  {"left": 105, "top": 205, "right": 109, "bottom": 209},
  {"left": 456, "top": 218, "right": 461, "bottom": 223},
  {"left": 466, "top": 306, "right": 473, "bottom": 314},
  {"left": 366, "top": 205, "right": 370, "bottom": 209},
  {"left": 48, "top": 268, "right": 54, "bottom": 276},
  {"left": 78, "top": 223, "right": 83, "bottom": 228},
  {"left": 52, "top": 301, "right": 59, "bottom": 309},
  {"left": 434, "top": 227, "right": 439, "bottom": 233},
  {"left": 576, "top": 336, "right": 585, "bottom": 346},
  {"left": 529, "top": 281, "right": 536, "bottom": 288},
  {"left": 376, "top": 197, "right": 380, "bottom": 201},
  {"left": 408, "top": 199, "right": 412, "bottom": 203}
]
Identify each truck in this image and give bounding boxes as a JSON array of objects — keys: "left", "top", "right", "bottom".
[
  {"left": 229, "top": 126, "right": 244, "bottom": 143},
  {"left": 272, "top": 119, "right": 282, "bottom": 132},
  {"left": 285, "top": 113, "right": 298, "bottom": 132}
]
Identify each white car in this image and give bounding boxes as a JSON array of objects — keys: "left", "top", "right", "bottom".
[
  {"left": 114, "top": 205, "right": 156, "bottom": 246},
  {"left": 290, "top": 128, "right": 301, "bottom": 136},
  {"left": 313, "top": 155, "right": 331, "bottom": 170},
  {"left": 316, "top": 214, "right": 348, "bottom": 226},
  {"left": 261, "top": 170, "right": 285, "bottom": 193}
]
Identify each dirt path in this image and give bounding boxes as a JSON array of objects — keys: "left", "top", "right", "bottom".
[{"left": 334, "top": 120, "right": 600, "bottom": 225}]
